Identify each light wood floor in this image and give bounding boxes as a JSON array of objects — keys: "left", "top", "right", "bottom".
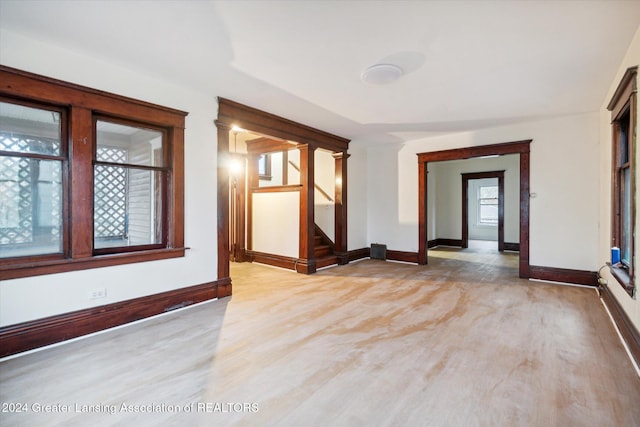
[{"left": 1, "top": 247, "right": 639, "bottom": 426}]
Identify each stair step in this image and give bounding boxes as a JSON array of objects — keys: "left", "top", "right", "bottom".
[{"left": 314, "top": 235, "right": 323, "bottom": 245}]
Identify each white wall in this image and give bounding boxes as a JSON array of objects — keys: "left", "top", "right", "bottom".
[
  {"left": 252, "top": 192, "right": 299, "bottom": 258},
  {"left": 347, "top": 141, "right": 368, "bottom": 250},
  {"left": 431, "top": 155, "right": 520, "bottom": 243},
  {"left": 0, "top": 30, "right": 219, "bottom": 326},
  {"left": 314, "top": 149, "right": 335, "bottom": 241},
  {"left": 599, "top": 26, "right": 640, "bottom": 332},
  {"left": 368, "top": 112, "right": 599, "bottom": 270}
]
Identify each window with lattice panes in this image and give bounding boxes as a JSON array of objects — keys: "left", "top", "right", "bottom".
[
  {"left": 0, "top": 100, "right": 65, "bottom": 259},
  {"left": 0, "top": 66, "right": 186, "bottom": 280},
  {"left": 94, "top": 119, "right": 165, "bottom": 252},
  {"left": 94, "top": 146, "right": 128, "bottom": 243}
]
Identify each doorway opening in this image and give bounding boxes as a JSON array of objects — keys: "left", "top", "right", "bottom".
[
  {"left": 462, "top": 171, "right": 504, "bottom": 252},
  {"left": 216, "top": 98, "right": 350, "bottom": 298},
  {"left": 417, "top": 140, "right": 531, "bottom": 278}
]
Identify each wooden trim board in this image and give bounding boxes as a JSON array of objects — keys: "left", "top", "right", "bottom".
[{"left": 0, "top": 281, "right": 218, "bottom": 358}]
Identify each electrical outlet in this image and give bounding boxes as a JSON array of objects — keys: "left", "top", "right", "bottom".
[{"left": 90, "top": 288, "right": 107, "bottom": 299}]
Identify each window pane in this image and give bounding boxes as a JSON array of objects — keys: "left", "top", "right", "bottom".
[
  {"left": 479, "top": 205, "right": 498, "bottom": 224},
  {"left": 0, "top": 101, "right": 61, "bottom": 156},
  {"left": 621, "top": 167, "right": 631, "bottom": 264},
  {"left": 0, "top": 157, "right": 63, "bottom": 257},
  {"left": 96, "top": 120, "right": 163, "bottom": 167},
  {"left": 479, "top": 185, "right": 498, "bottom": 200},
  {"left": 94, "top": 165, "right": 163, "bottom": 249}
]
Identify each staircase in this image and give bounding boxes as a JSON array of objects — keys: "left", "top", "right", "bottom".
[{"left": 314, "top": 225, "right": 338, "bottom": 268}]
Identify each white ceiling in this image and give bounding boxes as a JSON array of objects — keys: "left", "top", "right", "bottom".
[{"left": 1, "top": 0, "right": 639, "bottom": 145}]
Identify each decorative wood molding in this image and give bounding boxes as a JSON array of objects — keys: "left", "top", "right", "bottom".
[
  {"left": 0, "top": 66, "right": 187, "bottom": 280},
  {"left": 245, "top": 137, "right": 297, "bottom": 154},
  {"left": 529, "top": 265, "right": 598, "bottom": 287},
  {"left": 0, "top": 65, "right": 188, "bottom": 123},
  {"left": 386, "top": 250, "right": 419, "bottom": 263},
  {"left": 348, "top": 248, "right": 371, "bottom": 261},
  {"left": 433, "top": 238, "right": 464, "bottom": 247},
  {"left": 246, "top": 250, "right": 298, "bottom": 271},
  {"left": 417, "top": 140, "right": 531, "bottom": 278},
  {"left": 600, "top": 282, "right": 640, "bottom": 368},
  {"left": 217, "top": 277, "right": 232, "bottom": 298},
  {"left": 251, "top": 184, "right": 302, "bottom": 193},
  {"left": 333, "top": 152, "right": 349, "bottom": 265},
  {"left": 316, "top": 255, "right": 339, "bottom": 269},
  {"left": 217, "top": 98, "right": 350, "bottom": 281},
  {"left": 504, "top": 242, "right": 520, "bottom": 252},
  {"left": 298, "top": 144, "right": 315, "bottom": 273},
  {"left": 217, "top": 98, "right": 349, "bottom": 152},
  {"left": 607, "top": 66, "right": 637, "bottom": 297},
  {"left": 0, "top": 248, "right": 187, "bottom": 281},
  {"left": 215, "top": 121, "right": 232, "bottom": 293},
  {"left": 607, "top": 66, "right": 638, "bottom": 115},
  {"left": 295, "top": 258, "right": 317, "bottom": 274},
  {"left": 428, "top": 239, "right": 439, "bottom": 249},
  {"left": 0, "top": 281, "right": 218, "bottom": 358}
]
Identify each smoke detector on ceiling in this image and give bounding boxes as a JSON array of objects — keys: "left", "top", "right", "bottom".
[{"left": 361, "top": 64, "right": 404, "bottom": 85}]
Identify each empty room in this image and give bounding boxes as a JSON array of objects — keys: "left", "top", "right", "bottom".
[{"left": 1, "top": 1, "right": 639, "bottom": 426}]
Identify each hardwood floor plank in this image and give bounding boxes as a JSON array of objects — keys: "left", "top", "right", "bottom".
[{"left": 1, "top": 248, "right": 638, "bottom": 426}]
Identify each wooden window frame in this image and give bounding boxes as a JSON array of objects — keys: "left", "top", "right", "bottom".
[
  {"left": 0, "top": 96, "right": 69, "bottom": 264},
  {"left": 607, "top": 66, "right": 637, "bottom": 297},
  {"left": 0, "top": 66, "right": 187, "bottom": 280}
]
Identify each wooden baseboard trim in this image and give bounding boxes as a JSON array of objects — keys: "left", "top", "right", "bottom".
[
  {"left": 504, "top": 242, "right": 520, "bottom": 251},
  {"left": 386, "top": 250, "right": 419, "bottom": 263},
  {"left": 217, "top": 277, "right": 232, "bottom": 298},
  {"left": 600, "top": 283, "right": 640, "bottom": 368},
  {"left": 348, "top": 247, "right": 370, "bottom": 262},
  {"left": 429, "top": 238, "right": 463, "bottom": 248},
  {"left": 0, "top": 281, "right": 218, "bottom": 358},
  {"left": 529, "top": 265, "right": 598, "bottom": 287},
  {"left": 246, "top": 250, "right": 297, "bottom": 271}
]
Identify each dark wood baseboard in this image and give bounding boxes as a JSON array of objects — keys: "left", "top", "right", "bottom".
[
  {"left": 246, "top": 250, "right": 317, "bottom": 273},
  {"left": 386, "top": 250, "right": 419, "bottom": 263},
  {"left": 295, "top": 258, "right": 317, "bottom": 274},
  {"left": 246, "top": 250, "right": 297, "bottom": 271},
  {"left": 317, "top": 256, "right": 339, "bottom": 269},
  {"left": 504, "top": 242, "right": 520, "bottom": 251},
  {"left": 529, "top": 265, "right": 598, "bottom": 287},
  {"left": 217, "top": 277, "right": 232, "bottom": 298},
  {"left": 600, "top": 283, "right": 640, "bottom": 368},
  {"left": 429, "top": 238, "right": 463, "bottom": 248},
  {"left": 0, "top": 281, "right": 218, "bottom": 358},
  {"left": 348, "top": 247, "right": 370, "bottom": 262}
]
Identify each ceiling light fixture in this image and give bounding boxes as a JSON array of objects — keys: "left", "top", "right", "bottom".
[{"left": 361, "top": 64, "right": 404, "bottom": 85}]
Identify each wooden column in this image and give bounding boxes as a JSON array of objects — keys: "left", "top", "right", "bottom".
[
  {"left": 519, "top": 150, "right": 530, "bottom": 279},
  {"left": 418, "top": 160, "right": 428, "bottom": 265},
  {"left": 298, "top": 144, "right": 316, "bottom": 274},
  {"left": 246, "top": 152, "right": 260, "bottom": 253},
  {"left": 215, "top": 121, "right": 232, "bottom": 298},
  {"left": 333, "top": 152, "right": 349, "bottom": 264},
  {"left": 230, "top": 153, "right": 247, "bottom": 262},
  {"left": 69, "top": 106, "right": 94, "bottom": 258}
]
